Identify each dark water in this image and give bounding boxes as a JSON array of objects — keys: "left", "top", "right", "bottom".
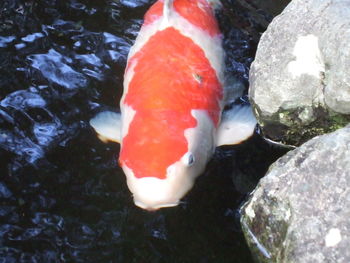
[{"left": 0, "top": 0, "right": 289, "bottom": 262}]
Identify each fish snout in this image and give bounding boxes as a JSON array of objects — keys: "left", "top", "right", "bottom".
[
  {"left": 129, "top": 177, "right": 180, "bottom": 210},
  {"left": 134, "top": 195, "right": 179, "bottom": 211},
  {"left": 122, "top": 163, "right": 195, "bottom": 210}
]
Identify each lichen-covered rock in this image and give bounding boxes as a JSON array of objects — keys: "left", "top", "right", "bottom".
[
  {"left": 240, "top": 125, "right": 350, "bottom": 263},
  {"left": 249, "top": 0, "right": 350, "bottom": 146}
]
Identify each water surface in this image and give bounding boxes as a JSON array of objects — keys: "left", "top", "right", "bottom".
[{"left": 0, "top": 0, "right": 288, "bottom": 262}]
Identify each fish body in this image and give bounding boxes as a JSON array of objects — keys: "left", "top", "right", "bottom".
[{"left": 90, "top": 0, "right": 256, "bottom": 210}]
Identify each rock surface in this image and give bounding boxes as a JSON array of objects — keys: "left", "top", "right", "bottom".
[
  {"left": 249, "top": 0, "right": 350, "bottom": 146},
  {"left": 240, "top": 125, "right": 350, "bottom": 263}
]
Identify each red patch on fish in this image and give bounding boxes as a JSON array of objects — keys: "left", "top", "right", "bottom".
[
  {"left": 145, "top": 0, "right": 220, "bottom": 36},
  {"left": 119, "top": 0, "right": 223, "bottom": 179}
]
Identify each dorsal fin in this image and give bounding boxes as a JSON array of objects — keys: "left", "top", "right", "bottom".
[{"left": 163, "top": 0, "right": 174, "bottom": 23}]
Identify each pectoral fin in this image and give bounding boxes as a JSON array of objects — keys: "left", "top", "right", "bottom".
[
  {"left": 216, "top": 104, "right": 257, "bottom": 146},
  {"left": 89, "top": 111, "right": 121, "bottom": 143}
]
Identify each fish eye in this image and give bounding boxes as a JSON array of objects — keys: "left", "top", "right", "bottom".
[{"left": 182, "top": 152, "right": 195, "bottom": 166}]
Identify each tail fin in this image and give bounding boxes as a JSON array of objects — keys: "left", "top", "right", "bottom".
[
  {"left": 163, "top": 0, "right": 174, "bottom": 22},
  {"left": 216, "top": 104, "right": 257, "bottom": 146},
  {"left": 162, "top": 0, "right": 221, "bottom": 22}
]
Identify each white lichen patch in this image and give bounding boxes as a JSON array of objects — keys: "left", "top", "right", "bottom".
[
  {"left": 245, "top": 201, "right": 256, "bottom": 218},
  {"left": 325, "top": 228, "right": 342, "bottom": 247},
  {"left": 288, "top": 34, "right": 325, "bottom": 78},
  {"left": 298, "top": 107, "right": 315, "bottom": 124},
  {"left": 285, "top": 208, "right": 291, "bottom": 221}
]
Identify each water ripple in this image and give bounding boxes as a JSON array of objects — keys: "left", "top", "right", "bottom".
[
  {"left": 33, "top": 123, "right": 59, "bottom": 146},
  {"left": 21, "top": 32, "right": 45, "bottom": 43},
  {"left": 28, "top": 49, "right": 88, "bottom": 90},
  {"left": 0, "top": 182, "right": 13, "bottom": 199},
  {"left": 1, "top": 89, "right": 46, "bottom": 109},
  {"left": 0, "top": 36, "right": 16, "bottom": 48}
]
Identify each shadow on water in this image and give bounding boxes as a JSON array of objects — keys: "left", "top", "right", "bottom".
[{"left": 0, "top": 0, "right": 290, "bottom": 262}]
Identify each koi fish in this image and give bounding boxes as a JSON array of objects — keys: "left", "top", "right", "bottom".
[{"left": 90, "top": 0, "right": 256, "bottom": 210}]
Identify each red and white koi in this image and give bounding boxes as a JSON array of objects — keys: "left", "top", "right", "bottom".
[{"left": 90, "top": 0, "right": 256, "bottom": 210}]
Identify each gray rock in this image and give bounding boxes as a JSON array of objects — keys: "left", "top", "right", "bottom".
[
  {"left": 240, "top": 125, "right": 350, "bottom": 263},
  {"left": 249, "top": 0, "right": 350, "bottom": 146}
]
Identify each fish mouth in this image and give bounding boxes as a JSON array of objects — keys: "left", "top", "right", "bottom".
[
  {"left": 134, "top": 199, "right": 179, "bottom": 211},
  {"left": 122, "top": 163, "right": 194, "bottom": 211},
  {"left": 128, "top": 176, "right": 181, "bottom": 211}
]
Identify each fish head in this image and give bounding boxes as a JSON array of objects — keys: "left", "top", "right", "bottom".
[{"left": 119, "top": 109, "right": 216, "bottom": 210}]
